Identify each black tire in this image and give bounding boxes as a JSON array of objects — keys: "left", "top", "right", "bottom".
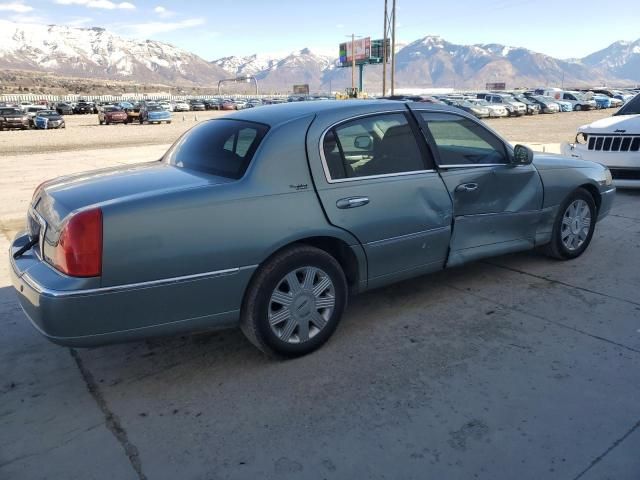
[
  {"left": 240, "top": 245, "right": 348, "bottom": 358},
  {"left": 542, "top": 188, "right": 597, "bottom": 260},
  {"left": 99, "top": 119, "right": 103, "bottom": 125},
  {"left": 575, "top": 104, "right": 582, "bottom": 111},
  {"left": 139, "top": 117, "right": 144, "bottom": 125}
]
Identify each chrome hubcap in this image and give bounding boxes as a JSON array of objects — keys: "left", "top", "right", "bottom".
[
  {"left": 268, "top": 266, "right": 335, "bottom": 344},
  {"left": 561, "top": 199, "right": 591, "bottom": 251}
]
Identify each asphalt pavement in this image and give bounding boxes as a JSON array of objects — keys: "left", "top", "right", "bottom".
[{"left": 1, "top": 188, "right": 639, "bottom": 480}]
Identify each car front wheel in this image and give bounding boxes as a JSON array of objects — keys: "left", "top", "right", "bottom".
[
  {"left": 543, "top": 188, "right": 596, "bottom": 260},
  {"left": 240, "top": 245, "right": 348, "bottom": 358}
]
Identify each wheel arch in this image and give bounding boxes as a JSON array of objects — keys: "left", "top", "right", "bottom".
[
  {"left": 251, "top": 235, "right": 366, "bottom": 295},
  {"left": 578, "top": 183, "right": 601, "bottom": 213}
]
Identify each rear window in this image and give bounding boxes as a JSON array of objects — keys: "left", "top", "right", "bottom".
[{"left": 164, "top": 119, "right": 269, "bottom": 179}]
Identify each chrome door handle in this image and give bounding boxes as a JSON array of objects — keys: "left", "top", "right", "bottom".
[
  {"left": 336, "top": 196, "right": 370, "bottom": 209},
  {"left": 455, "top": 183, "right": 478, "bottom": 193}
]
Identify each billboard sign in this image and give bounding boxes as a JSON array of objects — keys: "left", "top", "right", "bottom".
[
  {"left": 293, "top": 84, "right": 310, "bottom": 95},
  {"left": 339, "top": 37, "right": 371, "bottom": 65},
  {"left": 486, "top": 82, "right": 506, "bottom": 90}
]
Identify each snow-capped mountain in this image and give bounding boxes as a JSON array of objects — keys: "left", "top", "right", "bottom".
[
  {"left": 582, "top": 39, "right": 640, "bottom": 81},
  {"left": 384, "top": 36, "right": 615, "bottom": 89},
  {"left": 213, "top": 49, "right": 337, "bottom": 90},
  {"left": 0, "top": 20, "right": 636, "bottom": 92},
  {"left": 0, "top": 21, "right": 227, "bottom": 85},
  {"left": 213, "top": 54, "right": 282, "bottom": 77}
]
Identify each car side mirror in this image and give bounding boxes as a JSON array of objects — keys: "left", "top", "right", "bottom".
[
  {"left": 354, "top": 135, "right": 372, "bottom": 150},
  {"left": 513, "top": 144, "right": 534, "bottom": 165}
]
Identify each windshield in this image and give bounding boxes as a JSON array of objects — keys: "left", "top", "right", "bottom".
[
  {"left": 165, "top": 119, "right": 269, "bottom": 179},
  {"left": 38, "top": 111, "right": 58, "bottom": 117},
  {"left": 615, "top": 93, "right": 640, "bottom": 116},
  {"left": 147, "top": 105, "right": 162, "bottom": 111},
  {"left": 1, "top": 108, "right": 22, "bottom": 115}
]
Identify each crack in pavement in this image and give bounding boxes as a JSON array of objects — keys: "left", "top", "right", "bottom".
[
  {"left": 444, "top": 284, "right": 640, "bottom": 355},
  {"left": 70, "top": 349, "right": 147, "bottom": 480},
  {"left": 483, "top": 261, "right": 640, "bottom": 308},
  {"left": 572, "top": 418, "right": 640, "bottom": 480}
]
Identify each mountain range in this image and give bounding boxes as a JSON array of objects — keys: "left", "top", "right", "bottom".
[{"left": 0, "top": 21, "right": 637, "bottom": 94}]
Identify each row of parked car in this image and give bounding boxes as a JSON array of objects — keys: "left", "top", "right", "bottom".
[
  {"left": 0, "top": 105, "right": 66, "bottom": 130},
  {"left": 383, "top": 88, "right": 639, "bottom": 120}
]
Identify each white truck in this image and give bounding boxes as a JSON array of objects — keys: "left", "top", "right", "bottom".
[{"left": 562, "top": 93, "right": 640, "bottom": 187}]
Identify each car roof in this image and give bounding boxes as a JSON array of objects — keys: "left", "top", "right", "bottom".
[{"left": 226, "top": 99, "right": 465, "bottom": 128}]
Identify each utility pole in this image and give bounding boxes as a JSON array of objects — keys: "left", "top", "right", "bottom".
[
  {"left": 382, "top": 0, "right": 388, "bottom": 96},
  {"left": 351, "top": 33, "right": 356, "bottom": 91},
  {"left": 390, "top": 0, "right": 396, "bottom": 95}
]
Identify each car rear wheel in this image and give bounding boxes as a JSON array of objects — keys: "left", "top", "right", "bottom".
[
  {"left": 543, "top": 188, "right": 596, "bottom": 260},
  {"left": 575, "top": 104, "right": 582, "bottom": 111},
  {"left": 240, "top": 245, "right": 348, "bottom": 358}
]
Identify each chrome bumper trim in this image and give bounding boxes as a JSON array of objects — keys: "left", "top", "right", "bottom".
[{"left": 18, "top": 265, "right": 256, "bottom": 299}]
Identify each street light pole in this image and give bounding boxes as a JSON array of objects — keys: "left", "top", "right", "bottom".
[
  {"left": 382, "top": 0, "right": 387, "bottom": 96},
  {"left": 390, "top": 0, "right": 396, "bottom": 95}
]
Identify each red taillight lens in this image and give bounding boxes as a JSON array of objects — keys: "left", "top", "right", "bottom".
[{"left": 52, "top": 208, "right": 103, "bottom": 277}]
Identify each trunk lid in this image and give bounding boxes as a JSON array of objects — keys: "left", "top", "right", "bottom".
[{"left": 34, "top": 161, "right": 232, "bottom": 230}]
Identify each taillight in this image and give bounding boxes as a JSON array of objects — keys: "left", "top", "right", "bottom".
[{"left": 52, "top": 208, "right": 103, "bottom": 277}]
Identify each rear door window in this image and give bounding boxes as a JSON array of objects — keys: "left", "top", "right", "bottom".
[
  {"left": 165, "top": 119, "right": 268, "bottom": 179},
  {"left": 323, "top": 113, "right": 431, "bottom": 180}
]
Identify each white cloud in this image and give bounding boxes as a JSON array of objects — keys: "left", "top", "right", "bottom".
[
  {"left": 55, "top": 0, "right": 135, "bottom": 9},
  {"left": 0, "top": 2, "right": 33, "bottom": 12},
  {"left": 117, "top": 17, "right": 206, "bottom": 38},
  {"left": 153, "top": 5, "right": 174, "bottom": 17}
]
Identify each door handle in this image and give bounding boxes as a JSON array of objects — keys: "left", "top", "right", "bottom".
[
  {"left": 336, "top": 196, "right": 370, "bottom": 209},
  {"left": 455, "top": 183, "right": 478, "bottom": 193}
]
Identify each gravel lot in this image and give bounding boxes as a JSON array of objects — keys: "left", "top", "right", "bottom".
[
  {"left": 0, "top": 107, "right": 614, "bottom": 155},
  {"left": 1, "top": 104, "right": 638, "bottom": 480}
]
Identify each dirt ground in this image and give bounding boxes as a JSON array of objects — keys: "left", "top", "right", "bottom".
[{"left": 0, "top": 107, "right": 615, "bottom": 156}]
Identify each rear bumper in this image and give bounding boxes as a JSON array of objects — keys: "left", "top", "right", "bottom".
[{"left": 10, "top": 231, "right": 251, "bottom": 347}]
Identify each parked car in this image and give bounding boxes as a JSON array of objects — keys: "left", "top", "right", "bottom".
[
  {"left": 220, "top": 99, "right": 237, "bottom": 110},
  {"left": 73, "top": 102, "right": 94, "bottom": 114},
  {"left": 55, "top": 103, "right": 74, "bottom": 115},
  {"left": 33, "top": 110, "right": 65, "bottom": 129},
  {"left": 10, "top": 101, "right": 615, "bottom": 357},
  {"left": 560, "top": 91, "right": 597, "bottom": 111},
  {"left": 124, "top": 103, "right": 142, "bottom": 123},
  {"left": 140, "top": 104, "right": 172, "bottom": 124},
  {"left": 99, "top": 106, "right": 128, "bottom": 125},
  {"left": 0, "top": 107, "right": 30, "bottom": 130},
  {"left": 467, "top": 99, "right": 509, "bottom": 117},
  {"left": 563, "top": 92, "right": 640, "bottom": 188},
  {"left": 203, "top": 99, "right": 222, "bottom": 110},
  {"left": 587, "top": 93, "right": 612, "bottom": 109},
  {"left": 527, "top": 95, "right": 561, "bottom": 114},
  {"left": 25, "top": 106, "right": 48, "bottom": 126},
  {"left": 189, "top": 100, "right": 206, "bottom": 111},
  {"left": 483, "top": 93, "right": 526, "bottom": 116},
  {"left": 450, "top": 100, "right": 490, "bottom": 118},
  {"left": 158, "top": 101, "right": 173, "bottom": 112},
  {"left": 546, "top": 97, "right": 573, "bottom": 112},
  {"left": 512, "top": 94, "right": 540, "bottom": 115},
  {"left": 173, "top": 101, "right": 191, "bottom": 112},
  {"left": 233, "top": 99, "right": 248, "bottom": 110}
]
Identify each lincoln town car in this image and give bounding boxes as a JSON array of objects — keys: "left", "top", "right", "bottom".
[{"left": 10, "top": 101, "right": 615, "bottom": 357}]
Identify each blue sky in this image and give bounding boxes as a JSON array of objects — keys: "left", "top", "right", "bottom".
[{"left": 2, "top": 0, "right": 639, "bottom": 60}]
